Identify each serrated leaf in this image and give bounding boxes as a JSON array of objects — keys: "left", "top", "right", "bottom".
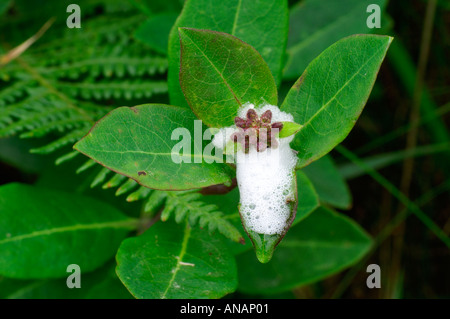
[
  {"left": 0, "top": 183, "right": 136, "bottom": 279},
  {"left": 169, "top": 0, "right": 288, "bottom": 107},
  {"left": 284, "top": 0, "right": 387, "bottom": 79},
  {"left": 282, "top": 35, "right": 392, "bottom": 168},
  {"left": 302, "top": 155, "right": 352, "bottom": 209},
  {"left": 179, "top": 28, "right": 277, "bottom": 127},
  {"left": 237, "top": 206, "right": 372, "bottom": 294},
  {"left": 116, "top": 220, "right": 237, "bottom": 299},
  {"left": 74, "top": 104, "right": 234, "bottom": 190}
]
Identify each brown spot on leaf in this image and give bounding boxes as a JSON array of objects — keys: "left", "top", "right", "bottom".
[
  {"left": 293, "top": 70, "right": 307, "bottom": 91},
  {"left": 131, "top": 107, "right": 139, "bottom": 114},
  {"left": 138, "top": 171, "right": 146, "bottom": 176}
]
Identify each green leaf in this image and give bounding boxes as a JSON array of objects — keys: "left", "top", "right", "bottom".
[
  {"left": 0, "top": 136, "right": 52, "bottom": 174},
  {"left": 179, "top": 28, "right": 277, "bottom": 127},
  {"left": 0, "top": 0, "right": 10, "bottom": 16},
  {"left": 0, "top": 262, "right": 133, "bottom": 299},
  {"left": 284, "top": 0, "right": 387, "bottom": 79},
  {"left": 169, "top": 0, "right": 288, "bottom": 107},
  {"left": 237, "top": 206, "right": 372, "bottom": 294},
  {"left": 135, "top": 13, "right": 178, "bottom": 55},
  {"left": 281, "top": 35, "right": 393, "bottom": 168},
  {"left": 302, "top": 155, "right": 352, "bottom": 209},
  {"left": 0, "top": 183, "right": 136, "bottom": 279},
  {"left": 116, "top": 220, "right": 237, "bottom": 299},
  {"left": 74, "top": 104, "right": 234, "bottom": 190},
  {"left": 130, "top": 0, "right": 184, "bottom": 15},
  {"left": 292, "top": 171, "right": 320, "bottom": 226},
  {"left": 155, "top": 190, "right": 244, "bottom": 243},
  {"left": 279, "top": 121, "right": 303, "bottom": 138}
]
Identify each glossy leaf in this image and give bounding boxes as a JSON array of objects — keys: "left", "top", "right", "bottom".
[
  {"left": 179, "top": 28, "right": 277, "bottom": 127},
  {"left": 281, "top": 35, "right": 393, "bottom": 168},
  {"left": 131, "top": 0, "right": 183, "bottom": 15},
  {"left": 135, "top": 13, "right": 178, "bottom": 55},
  {"left": 74, "top": 104, "right": 234, "bottom": 190},
  {"left": 302, "top": 155, "right": 352, "bottom": 209},
  {"left": 292, "top": 171, "right": 320, "bottom": 226},
  {"left": 279, "top": 121, "right": 303, "bottom": 138},
  {"left": 0, "top": 183, "right": 136, "bottom": 279},
  {"left": 169, "top": 0, "right": 288, "bottom": 107},
  {"left": 0, "top": 262, "right": 132, "bottom": 299},
  {"left": 116, "top": 220, "right": 237, "bottom": 299},
  {"left": 237, "top": 207, "right": 372, "bottom": 294},
  {"left": 284, "top": 0, "right": 387, "bottom": 79}
]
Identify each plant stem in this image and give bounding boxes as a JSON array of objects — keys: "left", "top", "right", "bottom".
[
  {"left": 329, "top": 180, "right": 450, "bottom": 299},
  {"left": 392, "top": 0, "right": 437, "bottom": 298}
]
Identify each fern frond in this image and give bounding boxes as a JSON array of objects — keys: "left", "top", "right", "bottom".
[
  {"left": 160, "top": 191, "right": 244, "bottom": 243},
  {"left": 0, "top": 80, "right": 33, "bottom": 106},
  {"left": 0, "top": 2, "right": 245, "bottom": 247},
  {"left": 55, "top": 150, "right": 79, "bottom": 165},
  {"left": 90, "top": 167, "right": 113, "bottom": 188},
  {"left": 115, "top": 179, "right": 138, "bottom": 196},
  {"left": 126, "top": 186, "right": 152, "bottom": 202},
  {"left": 56, "top": 81, "right": 168, "bottom": 101},
  {"left": 29, "top": 128, "right": 89, "bottom": 154},
  {"left": 74, "top": 158, "right": 243, "bottom": 243},
  {"left": 76, "top": 159, "right": 97, "bottom": 173},
  {"left": 0, "top": 5, "right": 168, "bottom": 160},
  {"left": 41, "top": 56, "right": 168, "bottom": 79},
  {"left": 102, "top": 173, "right": 127, "bottom": 189}
]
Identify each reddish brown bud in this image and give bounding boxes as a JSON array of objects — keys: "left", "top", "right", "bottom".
[
  {"left": 271, "top": 122, "right": 283, "bottom": 130},
  {"left": 246, "top": 109, "right": 258, "bottom": 121},
  {"left": 260, "top": 110, "right": 272, "bottom": 124},
  {"left": 234, "top": 117, "right": 247, "bottom": 128},
  {"left": 231, "top": 109, "right": 283, "bottom": 153}
]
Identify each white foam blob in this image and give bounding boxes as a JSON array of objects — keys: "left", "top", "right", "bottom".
[
  {"left": 212, "top": 126, "right": 236, "bottom": 150},
  {"left": 238, "top": 102, "right": 294, "bottom": 123},
  {"left": 212, "top": 103, "right": 298, "bottom": 235}
]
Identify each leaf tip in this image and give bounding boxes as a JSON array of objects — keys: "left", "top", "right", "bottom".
[
  {"left": 177, "top": 27, "right": 190, "bottom": 37},
  {"left": 72, "top": 141, "right": 80, "bottom": 151}
]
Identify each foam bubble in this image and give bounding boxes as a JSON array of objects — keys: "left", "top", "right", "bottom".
[
  {"left": 211, "top": 104, "right": 298, "bottom": 235},
  {"left": 235, "top": 104, "right": 298, "bottom": 235},
  {"left": 211, "top": 127, "right": 236, "bottom": 150}
]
